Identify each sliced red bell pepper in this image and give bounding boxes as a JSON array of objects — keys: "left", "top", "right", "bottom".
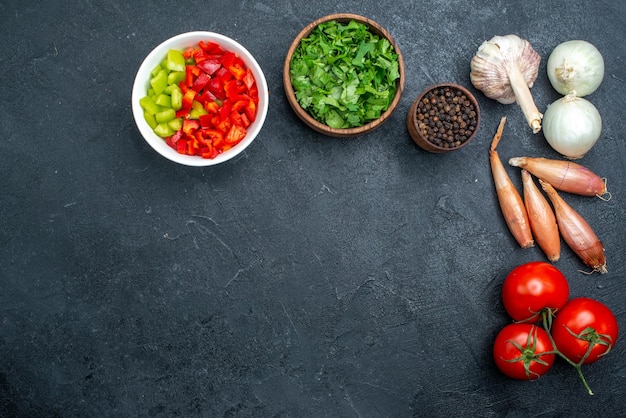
[
  {"left": 183, "top": 47, "right": 195, "bottom": 60},
  {"left": 216, "top": 118, "right": 231, "bottom": 134},
  {"left": 221, "top": 51, "right": 236, "bottom": 68},
  {"left": 231, "top": 96, "right": 256, "bottom": 123},
  {"left": 230, "top": 96, "right": 249, "bottom": 112},
  {"left": 176, "top": 138, "right": 187, "bottom": 154},
  {"left": 219, "top": 100, "right": 232, "bottom": 121},
  {"left": 227, "top": 64, "right": 246, "bottom": 80},
  {"left": 248, "top": 86, "right": 259, "bottom": 102},
  {"left": 181, "top": 89, "right": 196, "bottom": 112},
  {"left": 199, "top": 41, "right": 224, "bottom": 55},
  {"left": 195, "top": 90, "right": 216, "bottom": 105},
  {"left": 182, "top": 119, "right": 200, "bottom": 136},
  {"left": 202, "top": 129, "right": 224, "bottom": 146},
  {"left": 239, "top": 112, "right": 251, "bottom": 129},
  {"left": 206, "top": 78, "right": 225, "bottom": 100},
  {"left": 202, "top": 146, "right": 220, "bottom": 159},
  {"left": 225, "top": 125, "right": 247, "bottom": 145},
  {"left": 166, "top": 130, "right": 183, "bottom": 148},
  {"left": 160, "top": 40, "right": 260, "bottom": 159},
  {"left": 226, "top": 80, "right": 248, "bottom": 97},
  {"left": 192, "top": 50, "right": 207, "bottom": 65},
  {"left": 220, "top": 52, "right": 246, "bottom": 80},
  {"left": 210, "top": 131, "right": 224, "bottom": 149},
  {"left": 215, "top": 66, "right": 232, "bottom": 82},
  {"left": 197, "top": 59, "right": 221, "bottom": 75},
  {"left": 243, "top": 100, "right": 256, "bottom": 122},
  {"left": 203, "top": 101, "right": 220, "bottom": 115},
  {"left": 243, "top": 69, "right": 256, "bottom": 90},
  {"left": 192, "top": 72, "right": 211, "bottom": 92},
  {"left": 208, "top": 147, "right": 220, "bottom": 159},
  {"left": 198, "top": 114, "right": 213, "bottom": 129},
  {"left": 210, "top": 115, "right": 221, "bottom": 129},
  {"left": 184, "top": 65, "right": 196, "bottom": 88},
  {"left": 186, "top": 140, "right": 196, "bottom": 155},
  {"left": 229, "top": 111, "right": 244, "bottom": 128}
]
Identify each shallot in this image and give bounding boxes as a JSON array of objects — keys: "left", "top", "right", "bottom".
[
  {"left": 508, "top": 156, "right": 609, "bottom": 198},
  {"left": 490, "top": 117, "right": 534, "bottom": 248},
  {"left": 521, "top": 170, "right": 560, "bottom": 262},
  {"left": 539, "top": 180, "right": 606, "bottom": 274}
]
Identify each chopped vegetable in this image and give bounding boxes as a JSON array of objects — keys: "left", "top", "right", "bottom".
[
  {"left": 289, "top": 19, "right": 400, "bottom": 128},
  {"left": 166, "top": 49, "right": 186, "bottom": 72},
  {"left": 139, "top": 41, "right": 259, "bottom": 159}
]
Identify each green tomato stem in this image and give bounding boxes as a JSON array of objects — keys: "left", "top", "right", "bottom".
[{"left": 540, "top": 310, "right": 594, "bottom": 396}]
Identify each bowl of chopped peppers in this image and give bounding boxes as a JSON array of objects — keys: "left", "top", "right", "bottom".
[
  {"left": 132, "top": 31, "right": 269, "bottom": 166},
  {"left": 407, "top": 83, "right": 480, "bottom": 153},
  {"left": 284, "top": 14, "right": 405, "bottom": 138}
]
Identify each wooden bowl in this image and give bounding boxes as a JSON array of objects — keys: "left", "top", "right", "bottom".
[
  {"left": 407, "top": 83, "right": 480, "bottom": 153},
  {"left": 283, "top": 13, "right": 405, "bottom": 138}
]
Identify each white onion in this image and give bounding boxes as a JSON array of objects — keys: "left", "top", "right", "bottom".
[
  {"left": 542, "top": 94, "right": 602, "bottom": 159},
  {"left": 547, "top": 40, "right": 604, "bottom": 97}
]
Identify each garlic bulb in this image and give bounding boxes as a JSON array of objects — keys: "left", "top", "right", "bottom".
[{"left": 470, "top": 35, "right": 543, "bottom": 133}]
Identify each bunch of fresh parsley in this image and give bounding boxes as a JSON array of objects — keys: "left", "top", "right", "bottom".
[{"left": 290, "top": 20, "right": 400, "bottom": 129}]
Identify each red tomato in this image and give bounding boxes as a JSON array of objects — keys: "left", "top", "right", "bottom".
[
  {"left": 502, "top": 262, "right": 569, "bottom": 322},
  {"left": 552, "top": 297, "right": 618, "bottom": 364},
  {"left": 493, "top": 323, "right": 555, "bottom": 380}
]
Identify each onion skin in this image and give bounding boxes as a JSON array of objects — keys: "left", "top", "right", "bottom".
[
  {"left": 490, "top": 117, "right": 534, "bottom": 248},
  {"left": 547, "top": 40, "right": 604, "bottom": 97},
  {"left": 539, "top": 179, "right": 606, "bottom": 273},
  {"left": 543, "top": 94, "right": 602, "bottom": 159},
  {"left": 509, "top": 156, "right": 608, "bottom": 197},
  {"left": 522, "top": 170, "right": 560, "bottom": 262}
]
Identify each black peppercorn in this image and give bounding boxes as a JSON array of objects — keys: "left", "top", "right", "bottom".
[{"left": 415, "top": 86, "right": 478, "bottom": 149}]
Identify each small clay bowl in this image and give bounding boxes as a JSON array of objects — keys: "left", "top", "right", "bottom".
[
  {"left": 407, "top": 83, "right": 480, "bottom": 153},
  {"left": 283, "top": 13, "right": 405, "bottom": 138}
]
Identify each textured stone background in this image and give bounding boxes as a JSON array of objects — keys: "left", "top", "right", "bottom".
[{"left": 1, "top": 0, "right": 625, "bottom": 416}]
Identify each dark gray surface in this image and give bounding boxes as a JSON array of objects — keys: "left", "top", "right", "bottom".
[{"left": 1, "top": 0, "right": 625, "bottom": 416}]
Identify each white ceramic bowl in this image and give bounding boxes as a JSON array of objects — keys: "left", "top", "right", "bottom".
[{"left": 132, "top": 31, "right": 269, "bottom": 166}]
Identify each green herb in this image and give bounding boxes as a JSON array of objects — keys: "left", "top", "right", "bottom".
[{"left": 290, "top": 20, "right": 400, "bottom": 129}]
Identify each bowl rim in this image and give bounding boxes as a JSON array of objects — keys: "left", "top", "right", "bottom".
[
  {"left": 283, "top": 13, "right": 405, "bottom": 138},
  {"left": 407, "top": 82, "right": 481, "bottom": 153},
  {"left": 131, "top": 31, "right": 269, "bottom": 166}
]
